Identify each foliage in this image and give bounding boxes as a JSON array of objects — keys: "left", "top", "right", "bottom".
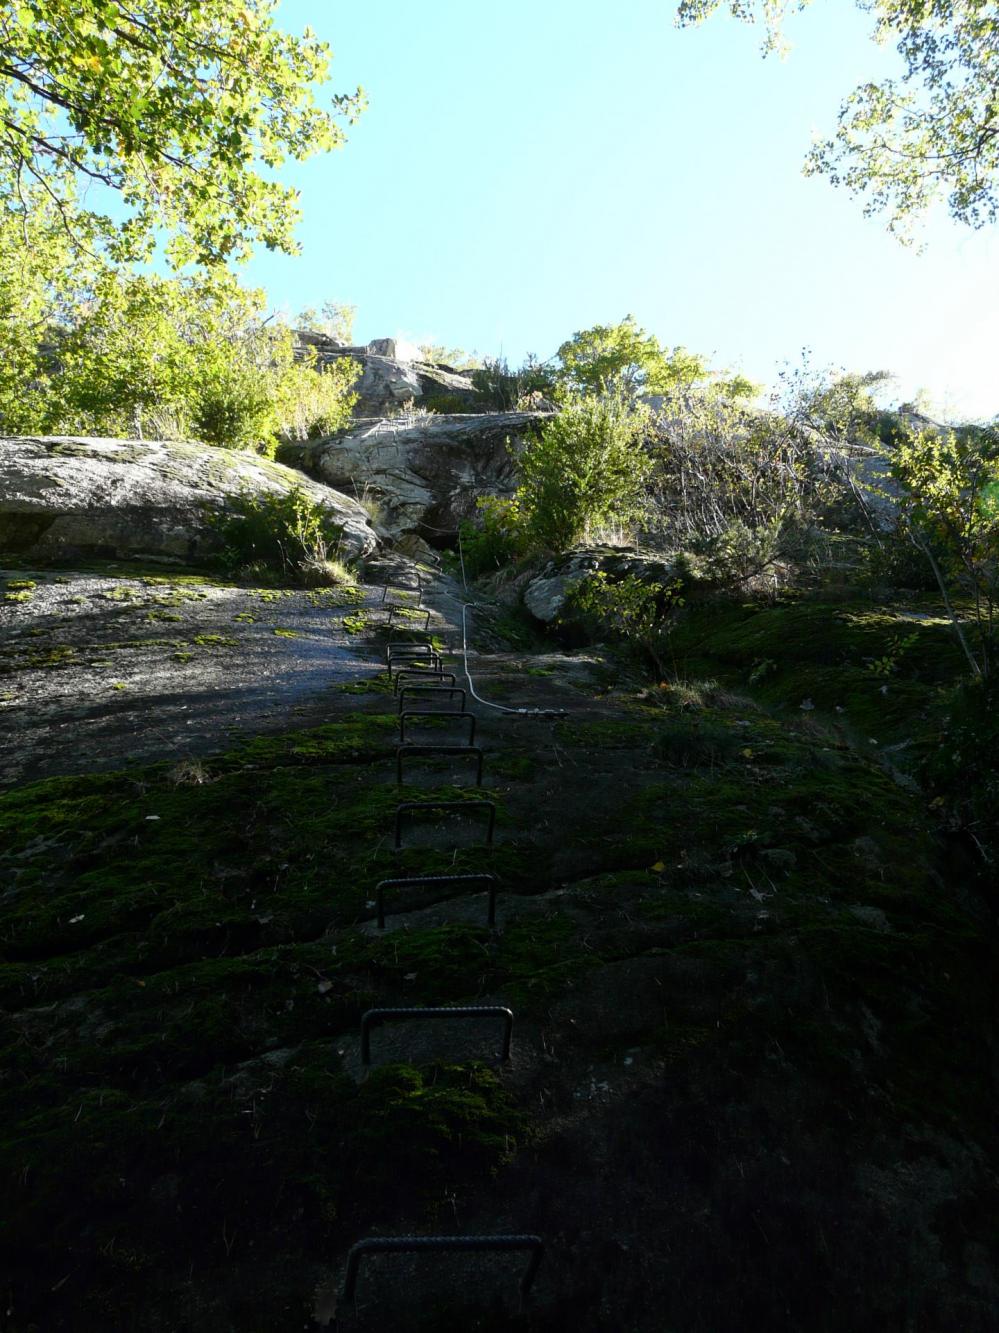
[
  {"left": 564, "top": 569, "right": 685, "bottom": 669},
  {"left": 417, "top": 341, "right": 481, "bottom": 369},
  {"left": 296, "top": 300, "right": 357, "bottom": 343},
  {"left": 471, "top": 354, "right": 555, "bottom": 411},
  {"left": 0, "top": 0, "right": 364, "bottom": 265},
  {"left": 798, "top": 368, "right": 895, "bottom": 445},
  {"left": 212, "top": 486, "right": 348, "bottom": 584},
  {"left": 515, "top": 394, "right": 652, "bottom": 553},
  {"left": 644, "top": 393, "right": 832, "bottom": 577},
  {"left": 553, "top": 315, "right": 710, "bottom": 399},
  {"left": 189, "top": 353, "right": 276, "bottom": 452},
  {"left": 678, "top": 0, "right": 999, "bottom": 235},
  {"left": 274, "top": 354, "right": 359, "bottom": 442},
  {"left": 458, "top": 496, "right": 530, "bottom": 577},
  {"left": 0, "top": 204, "right": 358, "bottom": 448},
  {"left": 888, "top": 422, "right": 999, "bottom": 676},
  {"left": 923, "top": 677, "right": 999, "bottom": 860}
]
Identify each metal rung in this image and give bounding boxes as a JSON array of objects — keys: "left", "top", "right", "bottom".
[
  {"left": 396, "top": 744, "right": 484, "bottom": 787},
  {"left": 387, "top": 650, "right": 443, "bottom": 678},
  {"left": 400, "top": 710, "right": 476, "bottom": 744},
  {"left": 360, "top": 1005, "right": 514, "bottom": 1065},
  {"left": 342, "top": 1233, "right": 543, "bottom": 1307},
  {"left": 375, "top": 872, "right": 499, "bottom": 929},
  {"left": 397, "top": 685, "right": 466, "bottom": 713},
  {"left": 380, "top": 581, "right": 423, "bottom": 607},
  {"left": 387, "top": 605, "right": 431, "bottom": 631},
  {"left": 394, "top": 670, "right": 457, "bottom": 694},
  {"left": 386, "top": 641, "right": 435, "bottom": 661},
  {"left": 394, "top": 800, "right": 496, "bottom": 849}
]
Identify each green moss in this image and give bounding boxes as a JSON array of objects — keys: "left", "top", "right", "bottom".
[
  {"left": 342, "top": 611, "right": 368, "bottom": 634},
  {"left": 353, "top": 1062, "right": 523, "bottom": 1177},
  {"left": 271, "top": 627, "right": 301, "bottom": 638},
  {"left": 487, "top": 750, "right": 537, "bottom": 781},
  {"left": 190, "top": 634, "right": 237, "bottom": 647},
  {"left": 667, "top": 598, "right": 963, "bottom": 750},
  {"left": 307, "top": 584, "right": 365, "bottom": 607},
  {"left": 335, "top": 672, "right": 393, "bottom": 695},
  {"left": 0, "top": 607, "right": 994, "bottom": 1329}
]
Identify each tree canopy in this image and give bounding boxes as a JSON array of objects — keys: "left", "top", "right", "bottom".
[
  {"left": 554, "top": 316, "right": 710, "bottom": 398},
  {"left": 0, "top": 0, "right": 364, "bottom": 264},
  {"left": 678, "top": 0, "right": 999, "bottom": 234},
  {"left": 553, "top": 316, "right": 757, "bottom": 401}
]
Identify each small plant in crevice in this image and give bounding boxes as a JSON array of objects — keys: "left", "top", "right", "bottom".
[{"left": 211, "top": 487, "right": 355, "bottom": 588}]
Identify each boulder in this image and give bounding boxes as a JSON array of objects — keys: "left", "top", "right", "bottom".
[
  {"left": 294, "top": 332, "right": 481, "bottom": 416},
  {"left": 523, "top": 547, "right": 696, "bottom": 625},
  {"left": 302, "top": 411, "right": 549, "bottom": 543},
  {"left": 0, "top": 435, "right": 378, "bottom": 565}
]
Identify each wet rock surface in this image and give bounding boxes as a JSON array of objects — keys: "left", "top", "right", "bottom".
[{"left": 0, "top": 564, "right": 386, "bottom": 786}]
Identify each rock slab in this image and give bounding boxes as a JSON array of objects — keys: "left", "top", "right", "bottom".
[
  {"left": 303, "top": 411, "right": 549, "bottom": 542},
  {"left": 0, "top": 435, "right": 378, "bottom": 564}
]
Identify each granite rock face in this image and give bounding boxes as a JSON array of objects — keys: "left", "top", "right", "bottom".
[
  {"left": 294, "top": 332, "right": 481, "bottom": 417},
  {"left": 302, "top": 411, "right": 549, "bottom": 542},
  {"left": 0, "top": 435, "right": 378, "bottom": 564}
]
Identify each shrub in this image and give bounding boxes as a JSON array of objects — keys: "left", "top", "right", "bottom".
[
  {"left": 516, "top": 395, "right": 651, "bottom": 554},
  {"left": 471, "top": 355, "right": 555, "bottom": 411},
  {"left": 214, "top": 487, "right": 349, "bottom": 584},
  {"left": 888, "top": 423, "right": 999, "bottom": 679},
  {"left": 274, "top": 354, "right": 359, "bottom": 441},
  {"left": 191, "top": 356, "right": 277, "bottom": 452},
  {"left": 564, "top": 570, "right": 685, "bottom": 672},
  {"left": 923, "top": 678, "right": 999, "bottom": 862},
  {"left": 458, "top": 497, "right": 530, "bottom": 578}
]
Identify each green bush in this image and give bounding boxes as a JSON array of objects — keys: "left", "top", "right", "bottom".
[
  {"left": 458, "top": 497, "right": 530, "bottom": 578},
  {"left": 516, "top": 394, "right": 651, "bottom": 554},
  {"left": 0, "top": 204, "right": 358, "bottom": 453},
  {"left": 564, "top": 569, "right": 684, "bottom": 671},
  {"left": 213, "top": 487, "right": 348, "bottom": 584},
  {"left": 191, "top": 357, "right": 276, "bottom": 452},
  {"left": 471, "top": 355, "right": 554, "bottom": 411}
]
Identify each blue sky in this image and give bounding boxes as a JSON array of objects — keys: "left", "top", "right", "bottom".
[{"left": 242, "top": 0, "right": 999, "bottom": 421}]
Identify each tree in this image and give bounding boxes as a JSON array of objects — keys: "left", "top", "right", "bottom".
[
  {"left": 297, "top": 301, "right": 357, "bottom": 344},
  {"left": 418, "top": 342, "right": 482, "bottom": 369},
  {"left": 0, "top": 201, "right": 359, "bottom": 450},
  {"left": 677, "top": 0, "right": 999, "bottom": 234},
  {"left": 554, "top": 315, "right": 710, "bottom": 398},
  {"left": 516, "top": 394, "right": 652, "bottom": 553},
  {"left": 0, "top": 0, "right": 364, "bottom": 264}
]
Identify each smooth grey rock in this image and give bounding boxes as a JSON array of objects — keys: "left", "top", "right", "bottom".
[
  {"left": 0, "top": 435, "right": 378, "bottom": 564},
  {"left": 302, "top": 411, "right": 549, "bottom": 542},
  {"left": 524, "top": 574, "right": 576, "bottom": 624}
]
